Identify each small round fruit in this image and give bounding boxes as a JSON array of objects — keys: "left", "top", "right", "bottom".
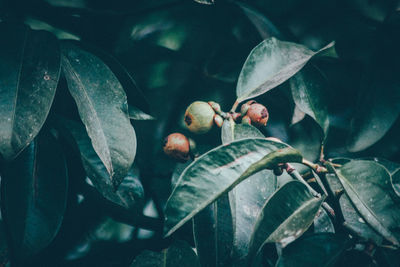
[
  {"left": 184, "top": 101, "right": 215, "bottom": 134},
  {"left": 214, "top": 114, "right": 224, "bottom": 127},
  {"left": 247, "top": 103, "right": 269, "bottom": 126},
  {"left": 242, "top": 115, "right": 252, "bottom": 125},
  {"left": 163, "top": 133, "right": 190, "bottom": 162}
]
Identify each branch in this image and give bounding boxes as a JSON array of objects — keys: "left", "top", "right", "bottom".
[{"left": 285, "top": 164, "right": 336, "bottom": 220}]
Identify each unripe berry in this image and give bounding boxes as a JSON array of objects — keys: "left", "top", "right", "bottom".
[
  {"left": 214, "top": 114, "right": 224, "bottom": 127},
  {"left": 242, "top": 115, "right": 251, "bottom": 125},
  {"left": 247, "top": 103, "right": 269, "bottom": 126},
  {"left": 184, "top": 101, "right": 215, "bottom": 134},
  {"left": 163, "top": 133, "right": 190, "bottom": 162}
]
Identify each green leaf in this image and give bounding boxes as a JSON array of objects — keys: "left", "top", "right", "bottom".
[
  {"left": 290, "top": 64, "right": 329, "bottom": 136},
  {"left": 347, "top": 72, "right": 400, "bottom": 152},
  {"left": 335, "top": 160, "right": 400, "bottom": 246},
  {"left": 275, "top": 233, "right": 350, "bottom": 267},
  {"left": 57, "top": 118, "right": 144, "bottom": 210},
  {"left": 221, "top": 120, "right": 264, "bottom": 144},
  {"left": 313, "top": 208, "right": 335, "bottom": 234},
  {"left": 236, "top": 37, "right": 336, "bottom": 103},
  {"left": 193, "top": 194, "right": 234, "bottom": 267},
  {"left": 128, "top": 105, "right": 155, "bottom": 121},
  {"left": 235, "top": 2, "right": 282, "bottom": 40},
  {"left": 0, "top": 23, "right": 60, "bottom": 160},
  {"left": 221, "top": 121, "right": 278, "bottom": 263},
  {"left": 339, "top": 192, "right": 384, "bottom": 244},
  {"left": 164, "top": 138, "right": 303, "bottom": 237},
  {"left": 359, "top": 158, "right": 400, "bottom": 198},
  {"left": 248, "top": 181, "right": 324, "bottom": 261},
  {"left": 1, "top": 131, "right": 68, "bottom": 260},
  {"left": 61, "top": 42, "right": 136, "bottom": 189},
  {"left": 131, "top": 240, "right": 200, "bottom": 267},
  {"left": 325, "top": 163, "right": 384, "bottom": 244},
  {"left": 64, "top": 40, "right": 151, "bottom": 114},
  {"left": 391, "top": 169, "right": 400, "bottom": 198},
  {"left": 173, "top": 161, "right": 232, "bottom": 267},
  {"left": 360, "top": 157, "right": 400, "bottom": 174}
]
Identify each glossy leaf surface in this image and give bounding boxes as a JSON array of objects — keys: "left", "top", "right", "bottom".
[
  {"left": 236, "top": 37, "right": 335, "bottom": 102},
  {"left": 1, "top": 132, "right": 68, "bottom": 260},
  {"left": 248, "top": 181, "right": 324, "bottom": 259},
  {"left": 164, "top": 138, "right": 302, "bottom": 237},
  {"left": 0, "top": 23, "right": 60, "bottom": 160},
  {"left": 335, "top": 160, "right": 400, "bottom": 245},
  {"left": 61, "top": 42, "right": 136, "bottom": 188}
]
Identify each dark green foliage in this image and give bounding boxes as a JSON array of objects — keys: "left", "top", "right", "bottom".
[{"left": 0, "top": 0, "right": 399, "bottom": 266}]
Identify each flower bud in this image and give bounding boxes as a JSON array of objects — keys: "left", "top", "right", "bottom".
[
  {"left": 184, "top": 101, "right": 216, "bottom": 134},
  {"left": 163, "top": 133, "right": 190, "bottom": 162}
]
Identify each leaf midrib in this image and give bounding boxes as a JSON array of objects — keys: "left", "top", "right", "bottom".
[
  {"left": 8, "top": 26, "right": 29, "bottom": 154},
  {"left": 337, "top": 170, "right": 398, "bottom": 245},
  {"left": 62, "top": 53, "right": 113, "bottom": 176}
]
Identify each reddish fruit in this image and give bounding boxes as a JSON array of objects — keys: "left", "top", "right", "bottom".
[
  {"left": 247, "top": 103, "right": 269, "bottom": 126},
  {"left": 163, "top": 133, "right": 190, "bottom": 162},
  {"left": 184, "top": 101, "right": 215, "bottom": 134}
]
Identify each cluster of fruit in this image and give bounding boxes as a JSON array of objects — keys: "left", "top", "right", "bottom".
[{"left": 163, "top": 100, "right": 269, "bottom": 162}]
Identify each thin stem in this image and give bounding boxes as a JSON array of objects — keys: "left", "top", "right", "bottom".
[
  {"left": 302, "top": 159, "right": 328, "bottom": 173},
  {"left": 319, "top": 144, "right": 325, "bottom": 162},
  {"left": 287, "top": 168, "right": 320, "bottom": 198},
  {"left": 230, "top": 100, "right": 240, "bottom": 113},
  {"left": 286, "top": 165, "right": 336, "bottom": 220}
]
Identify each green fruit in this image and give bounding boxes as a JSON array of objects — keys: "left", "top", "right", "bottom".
[{"left": 184, "top": 101, "right": 215, "bottom": 134}]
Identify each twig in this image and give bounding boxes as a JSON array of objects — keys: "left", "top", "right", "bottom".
[
  {"left": 302, "top": 159, "right": 328, "bottom": 173},
  {"left": 285, "top": 165, "right": 336, "bottom": 220},
  {"left": 230, "top": 100, "right": 240, "bottom": 113}
]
